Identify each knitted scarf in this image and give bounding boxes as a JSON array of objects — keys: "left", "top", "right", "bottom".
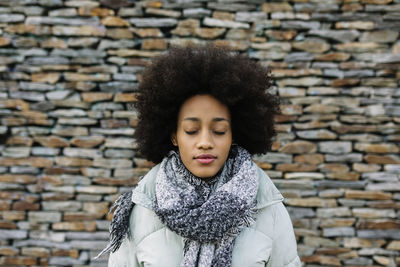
[{"left": 153, "top": 145, "right": 259, "bottom": 267}]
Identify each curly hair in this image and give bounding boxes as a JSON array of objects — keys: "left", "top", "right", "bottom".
[{"left": 134, "top": 45, "right": 280, "bottom": 164}]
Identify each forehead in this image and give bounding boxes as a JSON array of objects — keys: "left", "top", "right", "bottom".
[{"left": 178, "top": 94, "right": 230, "bottom": 121}]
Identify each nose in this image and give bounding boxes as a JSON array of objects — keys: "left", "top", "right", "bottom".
[{"left": 196, "top": 130, "right": 214, "bottom": 150}]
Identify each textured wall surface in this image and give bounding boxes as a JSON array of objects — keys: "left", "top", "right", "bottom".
[{"left": 0, "top": 0, "right": 400, "bottom": 266}]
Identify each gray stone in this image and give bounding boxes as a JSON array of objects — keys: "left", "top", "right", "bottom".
[
  {"left": 354, "top": 53, "right": 400, "bottom": 64},
  {"left": 25, "top": 17, "right": 101, "bottom": 26},
  {"left": 0, "top": 183, "right": 24, "bottom": 190},
  {"left": 296, "top": 130, "right": 337, "bottom": 140},
  {"left": 203, "top": 17, "right": 250, "bottom": 29},
  {"left": 58, "top": 117, "right": 97, "bottom": 125},
  {"left": 68, "top": 37, "right": 99, "bottom": 47},
  {"left": 100, "top": 82, "right": 138, "bottom": 92},
  {"left": 249, "top": 51, "right": 286, "bottom": 60},
  {"left": 129, "top": 18, "right": 177, "bottom": 27},
  {"left": 360, "top": 30, "right": 399, "bottom": 43},
  {"left": 48, "top": 8, "right": 77, "bottom": 17},
  {"left": 316, "top": 180, "right": 367, "bottom": 190},
  {"left": 317, "top": 207, "right": 351, "bottom": 218},
  {"left": 98, "top": 39, "right": 137, "bottom": 50},
  {"left": 1, "top": 147, "right": 30, "bottom": 158},
  {"left": 366, "top": 182, "right": 400, "bottom": 192},
  {"left": 12, "top": 6, "right": 44, "bottom": 15},
  {"left": 29, "top": 231, "right": 65, "bottom": 242},
  {"left": 104, "top": 149, "right": 135, "bottom": 158},
  {"left": 309, "top": 29, "right": 360, "bottom": 42},
  {"left": 325, "top": 153, "right": 363, "bottom": 162},
  {"left": 323, "top": 69, "right": 344, "bottom": 78},
  {"left": 344, "top": 70, "right": 374, "bottom": 78},
  {"left": 46, "top": 90, "right": 72, "bottom": 100},
  {"left": 365, "top": 4, "right": 400, "bottom": 12},
  {"left": 286, "top": 207, "right": 316, "bottom": 219},
  {"left": 385, "top": 164, "right": 400, "bottom": 174},
  {"left": 49, "top": 252, "right": 88, "bottom": 266},
  {"left": 362, "top": 172, "right": 399, "bottom": 182},
  {"left": 235, "top": 11, "right": 267, "bottom": 22},
  {"left": 338, "top": 199, "right": 366, "bottom": 207},
  {"left": 358, "top": 248, "right": 399, "bottom": 256},
  {"left": 65, "top": 232, "right": 109, "bottom": 240},
  {"left": 0, "top": 14, "right": 25, "bottom": 23},
  {"left": 323, "top": 227, "right": 355, "bottom": 237},
  {"left": 118, "top": 7, "right": 143, "bottom": 17},
  {"left": 59, "top": 175, "right": 91, "bottom": 185},
  {"left": 28, "top": 211, "right": 62, "bottom": 223},
  {"left": 318, "top": 141, "right": 352, "bottom": 154},
  {"left": 19, "top": 82, "right": 56, "bottom": 91},
  {"left": 271, "top": 179, "right": 315, "bottom": 190},
  {"left": 48, "top": 109, "right": 87, "bottom": 117},
  {"left": 358, "top": 229, "right": 400, "bottom": 239},
  {"left": 81, "top": 167, "right": 111, "bottom": 178},
  {"left": 14, "top": 239, "right": 70, "bottom": 249},
  {"left": 253, "top": 152, "right": 292, "bottom": 164},
  {"left": 31, "top": 147, "right": 60, "bottom": 156},
  {"left": 282, "top": 21, "right": 320, "bottom": 30},
  {"left": 284, "top": 52, "right": 314, "bottom": 62},
  {"left": 41, "top": 201, "right": 82, "bottom": 211},
  {"left": 10, "top": 166, "right": 39, "bottom": 174},
  {"left": 0, "top": 230, "right": 28, "bottom": 239},
  {"left": 344, "top": 257, "right": 373, "bottom": 266},
  {"left": 92, "top": 102, "right": 124, "bottom": 111},
  {"left": 77, "top": 194, "right": 102, "bottom": 201},
  {"left": 90, "top": 128, "right": 135, "bottom": 136},
  {"left": 207, "top": 2, "right": 255, "bottom": 12},
  {"left": 385, "top": 106, "right": 400, "bottom": 116},
  {"left": 63, "top": 148, "right": 102, "bottom": 159},
  {"left": 26, "top": 56, "right": 69, "bottom": 65},
  {"left": 183, "top": 8, "right": 211, "bottom": 18},
  {"left": 9, "top": 91, "right": 45, "bottom": 101},
  {"left": 51, "top": 49, "right": 106, "bottom": 58},
  {"left": 113, "top": 73, "right": 137, "bottom": 81}
]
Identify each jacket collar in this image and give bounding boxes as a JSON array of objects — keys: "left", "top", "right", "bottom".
[{"left": 131, "top": 163, "right": 283, "bottom": 210}]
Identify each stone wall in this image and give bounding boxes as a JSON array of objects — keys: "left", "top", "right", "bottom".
[{"left": 0, "top": 0, "right": 399, "bottom": 266}]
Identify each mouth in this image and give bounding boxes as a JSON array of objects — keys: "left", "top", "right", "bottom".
[{"left": 195, "top": 154, "right": 216, "bottom": 164}]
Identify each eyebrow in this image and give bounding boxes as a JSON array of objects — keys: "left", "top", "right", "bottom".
[{"left": 183, "top": 117, "right": 229, "bottom": 123}]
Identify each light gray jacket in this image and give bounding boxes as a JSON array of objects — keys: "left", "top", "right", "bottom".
[{"left": 108, "top": 164, "right": 301, "bottom": 267}]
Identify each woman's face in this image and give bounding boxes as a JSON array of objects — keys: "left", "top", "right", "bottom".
[{"left": 172, "top": 94, "right": 233, "bottom": 179}]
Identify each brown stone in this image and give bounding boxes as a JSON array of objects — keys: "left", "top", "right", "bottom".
[
  {"left": 345, "top": 190, "right": 392, "bottom": 200},
  {"left": 0, "top": 257, "right": 37, "bottom": 266},
  {"left": 0, "top": 37, "right": 11, "bottom": 46},
  {"left": 1, "top": 99, "right": 30, "bottom": 111},
  {"left": 146, "top": 7, "right": 181, "bottom": 18},
  {"left": 114, "top": 93, "right": 138, "bottom": 102},
  {"left": 343, "top": 237, "right": 386, "bottom": 248},
  {"left": 145, "top": 1, "right": 162, "bottom": 8},
  {"left": 315, "top": 52, "right": 350, "bottom": 61},
  {"left": 108, "top": 49, "right": 161, "bottom": 58},
  {"left": 387, "top": 241, "right": 400, "bottom": 250},
  {"left": 78, "top": 7, "right": 114, "bottom": 17},
  {"left": 6, "top": 136, "right": 33, "bottom": 146},
  {"left": 361, "top": 0, "right": 392, "bottom": 3},
  {"left": 368, "top": 201, "right": 400, "bottom": 209},
  {"left": 365, "top": 154, "right": 400, "bottom": 164},
  {"left": 332, "top": 124, "right": 377, "bottom": 134},
  {"left": 82, "top": 202, "right": 108, "bottom": 217},
  {"left": 21, "top": 247, "right": 50, "bottom": 258},
  {"left": 357, "top": 219, "right": 400, "bottom": 229},
  {"left": 53, "top": 25, "right": 106, "bottom": 37},
  {"left": 52, "top": 249, "right": 79, "bottom": 258},
  {"left": 171, "top": 26, "right": 193, "bottom": 36},
  {"left": 4, "top": 24, "right": 52, "bottom": 35},
  {"left": 0, "top": 157, "right": 53, "bottom": 167},
  {"left": 331, "top": 78, "right": 360, "bottom": 87},
  {"left": 34, "top": 136, "right": 70, "bottom": 148},
  {"left": 52, "top": 221, "right": 96, "bottom": 232},
  {"left": 213, "top": 40, "right": 249, "bottom": 51},
  {"left": 276, "top": 163, "right": 317, "bottom": 172},
  {"left": 279, "top": 140, "right": 316, "bottom": 154},
  {"left": 0, "top": 200, "right": 11, "bottom": 210},
  {"left": 301, "top": 255, "right": 341, "bottom": 266},
  {"left": 335, "top": 21, "right": 375, "bottom": 30},
  {"left": 82, "top": 92, "right": 113, "bottom": 103},
  {"left": 70, "top": 136, "right": 104, "bottom": 148},
  {"left": 0, "top": 174, "right": 37, "bottom": 184},
  {"left": 1, "top": 117, "right": 27, "bottom": 126},
  {"left": 355, "top": 143, "right": 399, "bottom": 154},
  {"left": 64, "top": 73, "right": 110, "bottom": 82},
  {"left": 319, "top": 164, "right": 349, "bottom": 173},
  {"left": 352, "top": 163, "right": 381, "bottom": 173},
  {"left": 0, "top": 247, "right": 18, "bottom": 256},
  {"left": 13, "top": 201, "right": 40, "bottom": 211},
  {"left": 326, "top": 172, "right": 360, "bottom": 181},
  {"left": 0, "top": 221, "right": 17, "bottom": 229},
  {"left": 261, "top": 2, "right": 293, "bottom": 12},
  {"left": 315, "top": 247, "right": 351, "bottom": 255},
  {"left": 280, "top": 104, "right": 302, "bottom": 115},
  {"left": 320, "top": 218, "right": 356, "bottom": 228},
  {"left": 101, "top": 16, "right": 130, "bottom": 26},
  {"left": 142, "top": 38, "right": 168, "bottom": 50},
  {"left": 41, "top": 37, "right": 68, "bottom": 49},
  {"left": 294, "top": 154, "right": 324, "bottom": 165},
  {"left": 54, "top": 157, "right": 93, "bottom": 167},
  {"left": 292, "top": 40, "right": 330, "bottom": 53},
  {"left": 272, "top": 69, "right": 322, "bottom": 77},
  {"left": 265, "top": 30, "right": 297, "bottom": 40},
  {"left": 93, "top": 177, "right": 140, "bottom": 186},
  {"left": 63, "top": 212, "right": 99, "bottom": 221},
  {"left": 195, "top": 28, "right": 226, "bottom": 39},
  {"left": 31, "top": 73, "right": 60, "bottom": 84},
  {"left": 304, "top": 104, "right": 340, "bottom": 114},
  {"left": 132, "top": 28, "right": 163, "bottom": 38},
  {"left": 294, "top": 121, "right": 329, "bottom": 130},
  {"left": 212, "top": 11, "right": 235, "bottom": 20},
  {"left": 341, "top": 3, "right": 363, "bottom": 12},
  {"left": 334, "top": 42, "right": 386, "bottom": 52},
  {"left": 285, "top": 198, "right": 336, "bottom": 208}
]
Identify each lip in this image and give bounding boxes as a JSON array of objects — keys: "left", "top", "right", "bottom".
[{"left": 195, "top": 154, "right": 216, "bottom": 164}]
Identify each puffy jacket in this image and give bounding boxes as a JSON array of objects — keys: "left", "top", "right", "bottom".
[{"left": 108, "top": 164, "right": 301, "bottom": 267}]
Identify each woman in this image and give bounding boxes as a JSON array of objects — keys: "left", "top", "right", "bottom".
[{"left": 96, "top": 45, "right": 301, "bottom": 267}]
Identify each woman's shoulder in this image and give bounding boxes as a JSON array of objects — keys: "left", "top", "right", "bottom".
[{"left": 254, "top": 165, "right": 284, "bottom": 209}]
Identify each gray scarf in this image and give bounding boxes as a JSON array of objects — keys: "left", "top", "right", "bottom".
[{"left": 153, "top": 145, "right": 259, "bottom": 267}]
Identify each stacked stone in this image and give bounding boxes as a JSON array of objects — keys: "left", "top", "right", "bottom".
[{"left": 0, "top": 0, "right": 399, "bottom": 266}]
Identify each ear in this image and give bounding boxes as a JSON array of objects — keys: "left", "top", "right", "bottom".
[{"left": 171, "top": 133, "right": 178, "bottom": 146}]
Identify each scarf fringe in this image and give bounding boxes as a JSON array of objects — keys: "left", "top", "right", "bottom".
[{"left": 94, "top": 190, "right": 134, "bottom": 260}]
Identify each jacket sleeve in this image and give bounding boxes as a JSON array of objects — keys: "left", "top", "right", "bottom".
[
  {"left": 267, "top": 202, "right": 302, "bottom": 267},
  {"left": 108, "top": 236, "right": 141, "bottom": 267}
]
